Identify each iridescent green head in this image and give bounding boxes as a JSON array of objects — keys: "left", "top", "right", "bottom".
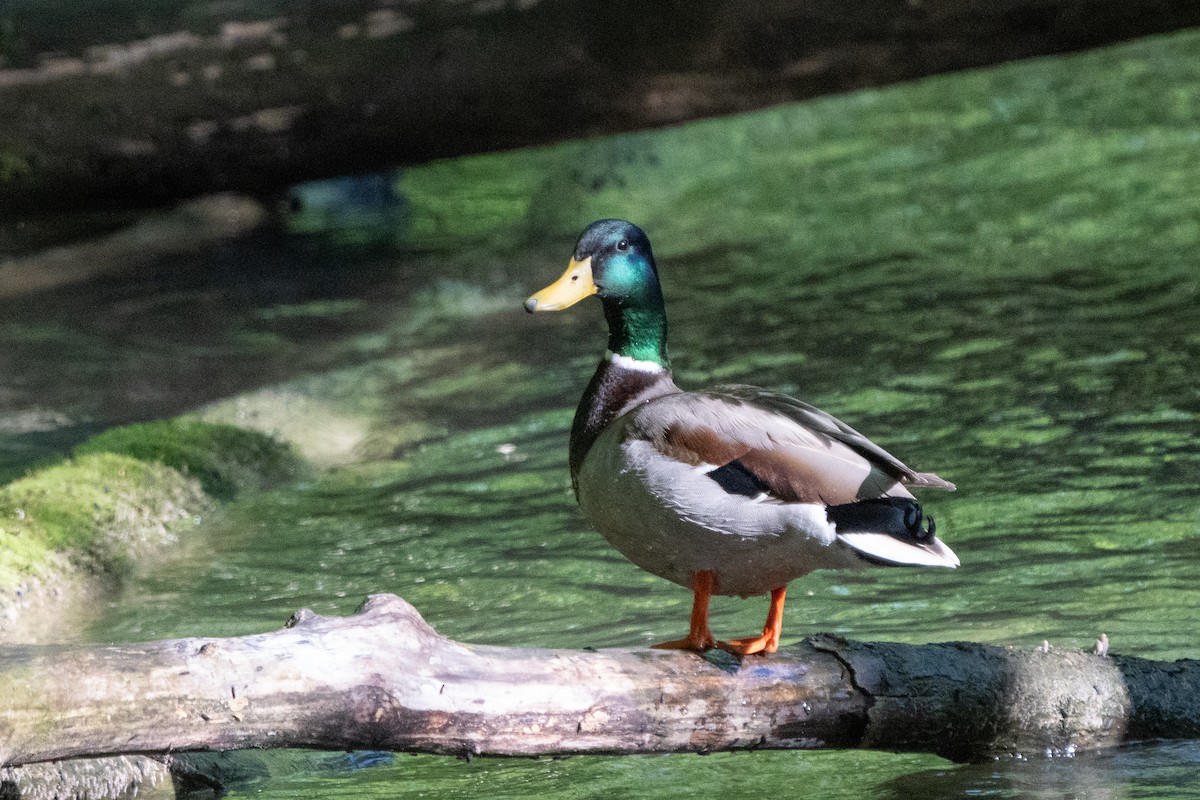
[{"left": 525, "top": 219, "right": 669, "bottom": 368}]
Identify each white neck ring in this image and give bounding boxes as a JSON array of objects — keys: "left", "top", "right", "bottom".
[{"left": 605, "top": 351, "right": 666, "bottom": 374}]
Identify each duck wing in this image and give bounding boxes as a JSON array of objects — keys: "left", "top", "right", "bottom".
[
  {"left": 711, "top": 385, "right": 956, "bottom": 491},
  {"left": 622, "top": 385, "right": 954, "bottom": 507}
]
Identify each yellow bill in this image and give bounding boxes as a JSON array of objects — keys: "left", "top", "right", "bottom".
[{"left": 524, "top": 257, "right": 596, "bottom": 313}]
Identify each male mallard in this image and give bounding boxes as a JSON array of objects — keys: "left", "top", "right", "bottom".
[{"left": 525, "top": 219, "right": 958, "bottom": 655}]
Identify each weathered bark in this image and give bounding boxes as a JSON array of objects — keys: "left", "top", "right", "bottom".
[
  {"left": 3, "top": 592, "right": 1199, "bottom": 774},
  {"left": 2, "top": 0, "right": 1200, "bottom": 215}
]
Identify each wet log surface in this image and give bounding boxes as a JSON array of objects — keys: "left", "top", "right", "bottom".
[
  {"left": 3, "top": 592, "right": 1200, "bottom": 775},
  {"left": 3, "top": 0, "right": 1200, "bottom": 214}
]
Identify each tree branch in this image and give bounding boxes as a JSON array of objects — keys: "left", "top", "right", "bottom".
[
  {"left": 3, "top": 0, "right": 1200, "bottom": 213},
  {"left": 2, "top": 593, "right": 1198, "bottom": 770}
]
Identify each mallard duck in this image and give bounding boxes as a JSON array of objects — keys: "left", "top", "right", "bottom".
[{"left": 525, "top": 219, "right": 958, "bottom": 655}]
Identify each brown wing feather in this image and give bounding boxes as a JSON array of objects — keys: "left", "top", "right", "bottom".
[
  {"left": 708, "top": 385, "right": 956, "bottom": 491},
  {"left": 737, "top": 448, "right": 841, "bottom": 503},
  {"left": 654, "top": 424, "right": 749, "bottom": 467},
  {"left": 652, "top": 424, "right": 829, "bottom": 503},
  {"left": 624, "top": 386, "right": 954, "bottom": 506}
]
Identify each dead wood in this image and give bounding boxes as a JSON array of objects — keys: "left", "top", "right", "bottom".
[{"left": 3, "top": 592, "right": 1199, "bottom": 775}]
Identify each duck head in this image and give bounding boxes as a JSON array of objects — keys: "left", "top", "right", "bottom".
[{"left": 525, "top": 219, "right": 669, "bottom": 367}]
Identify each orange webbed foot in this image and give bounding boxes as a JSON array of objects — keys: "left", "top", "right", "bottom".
[
  {"left": 652, "top": 577, "right": 790, "bottom": 657},
  {"left": 716, "top": 632, "right": 778, "bottom": 656},
  {"left": 717, "top": 585, "right": 787, "bottom": 657}
]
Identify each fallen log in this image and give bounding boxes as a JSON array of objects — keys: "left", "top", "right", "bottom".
[
  {"left": 3, "top": 592, "right": 1200, "bottom": 772},
  {"left": 3, "top": 0, "right": 1200, "bottom": 214}
]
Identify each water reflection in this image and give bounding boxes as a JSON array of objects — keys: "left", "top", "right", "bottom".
[
  {"left": 882, "top": 742, "right": 1200, "bottom": 800},
  {"left": 190, "top": 743, "right": 1200, "bottom": 800}
]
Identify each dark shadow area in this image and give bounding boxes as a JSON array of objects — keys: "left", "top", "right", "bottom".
[{"left": 4, "top": 1, "right": 1200, "bottom": 214}]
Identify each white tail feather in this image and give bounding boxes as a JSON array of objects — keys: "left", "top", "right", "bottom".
[{"left": 837, "top": 532, "right": 960, "bottom": 568}]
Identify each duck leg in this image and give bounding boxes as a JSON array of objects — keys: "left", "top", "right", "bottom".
[
  {"left": 651, "top": 570, "right": 717, "bottom": 651},
  {"left": 719, "top": 585, "right": 787, "bottom": 656}
]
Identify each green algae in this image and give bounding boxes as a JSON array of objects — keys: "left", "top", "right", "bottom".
[
  {"left": 0, "top": 420, "right": 305, "bottom": 636},
  {"left": 0, "top": 453, "right": 205, "bottom": 591},
  {"left": 74, "top": 419, "right": 303, "bottom": 501}
]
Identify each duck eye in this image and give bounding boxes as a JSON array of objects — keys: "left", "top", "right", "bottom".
[{"left": 616, "top": 239, "right": 628, "bottom": 251}]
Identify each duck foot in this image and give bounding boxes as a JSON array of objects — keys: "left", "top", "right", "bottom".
[
  {"left": 716, "top": 585, "right": 787, "bottom": 657},
  {"left": 651, "top": 570, "right": 718, "bottom": 651},
  {"left": 717, "top": 634, "right": 776, "bottom": 656}
]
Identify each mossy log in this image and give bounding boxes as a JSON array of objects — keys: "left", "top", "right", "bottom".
[
  {"left": 3, "top": 593, "right": 1200, "bottom": 774},
  {"left": 3, "top": 0, "right": 1200, "bottom": 214}
]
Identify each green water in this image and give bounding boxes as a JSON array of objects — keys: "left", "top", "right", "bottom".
[{"left": 6, "top": 29, "right": 1200, "bottom": 798}]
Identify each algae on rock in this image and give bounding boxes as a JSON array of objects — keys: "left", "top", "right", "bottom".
[{"left": 0, "top": 419, "right": 302, "bottom": 642}]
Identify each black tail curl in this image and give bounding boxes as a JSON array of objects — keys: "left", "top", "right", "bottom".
[{"left": 826, "top": 497, "right": 936, "bottom": 545}]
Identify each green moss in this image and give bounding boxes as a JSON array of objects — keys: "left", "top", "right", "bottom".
[
  {"left": 0, "top": 420, "right": 309, "bottom": 624},
  {"left": 73, "top": 419, "right": 303, "bottom": 502},
  {"left": 0, "top": 452, "right": 203, "bottom": 581},
  {"left": 0, "top": 524, "right": 54, "bottom": 590}
]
